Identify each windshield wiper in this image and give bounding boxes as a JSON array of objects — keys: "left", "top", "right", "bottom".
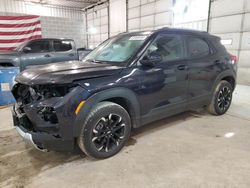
[
  {"left": 87, "top": 59, "right": 103, "bottom": 64},
  {"left": 90, "top": 59, "right": 113, "bottom": 65}
]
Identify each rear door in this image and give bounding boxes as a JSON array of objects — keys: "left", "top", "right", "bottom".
[
  {"left": 51, "top": 40, "right": 78, "bottom": 63},
  {"left": 20, "top": 39, "right": 52, "bottom": 70},
  {"left": 184, "top": 35, "right": 217, "bottom": 109}
]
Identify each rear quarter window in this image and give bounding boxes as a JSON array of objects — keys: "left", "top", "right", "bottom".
[{"left": 186, "top": 37, "right": 211, "bottom": 58}]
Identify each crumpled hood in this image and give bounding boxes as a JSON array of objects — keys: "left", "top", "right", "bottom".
[{"left": 15, "top": 61, "right": 123, "bottom": 85}]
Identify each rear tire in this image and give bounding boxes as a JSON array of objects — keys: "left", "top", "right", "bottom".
[
  {"left": 208, "top": 80, "right": 233, "bottom": 115},
  {"left": 78, "top": 102, "right": 131, "bottom": 159}
]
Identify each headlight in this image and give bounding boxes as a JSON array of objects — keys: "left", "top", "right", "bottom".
[
  {"left": 12, "top": 83, "right": 77, "bottom": 104},
  {"left": 34, "top": 84, "right": 77, "bottom": 100}
]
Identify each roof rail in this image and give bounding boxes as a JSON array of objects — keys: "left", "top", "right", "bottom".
[
  {"left": 118, "top": 32, "right": 128, "bottom": 35},
  {"left": 156, "top": 27, "right": 169, "bottom": 31}
]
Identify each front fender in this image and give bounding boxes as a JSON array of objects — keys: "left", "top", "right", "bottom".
[
  {"left": 73, "top": 87, "right": 140, "bottom": 137},
  {"left": 0, "top": 56, "right": 20, "bottom": 67}
]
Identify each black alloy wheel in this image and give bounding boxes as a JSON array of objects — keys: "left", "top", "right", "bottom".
[
  {"left": 78, "top": 102, "right": 131, "bottom": 159},
  {"left": 91, "top": 114, "right": 125, "bottom": 152},
  {"left": 208, "top": 80, "right": 233, "bottom": 115},
  {"left": 217, "top": 86, "right": 232, "bottom": 112}
]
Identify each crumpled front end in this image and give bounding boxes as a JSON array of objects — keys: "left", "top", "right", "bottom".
[{"left": 11, "top": 83, "right": 89, "bottom": 152}]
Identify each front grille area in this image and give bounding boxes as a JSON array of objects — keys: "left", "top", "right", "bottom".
[{"left": 12, "top": 83, "right": 60, "bottom": 133}]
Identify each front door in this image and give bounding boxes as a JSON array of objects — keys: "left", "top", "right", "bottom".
[
  {"left": 137, "top": 34, "right": 188, "bottom": 124},
  {"left": 20, "top": 39, "right": 52, "bottom": 70}
]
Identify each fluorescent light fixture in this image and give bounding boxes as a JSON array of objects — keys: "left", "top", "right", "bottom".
[
  {"left": 224, "top": 132, "right": 235, "bottom": 138},
  {"left": 221, "top": 39, "right": 233, "bottom": 45},
  {"left": 89, "top": 27, "right": 97, "bottom": 34}
]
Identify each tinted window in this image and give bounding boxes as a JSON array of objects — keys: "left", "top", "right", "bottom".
[
  {"left": 54, "top": 40, "right": 72, "bottom": 52},
  {"left": 187, "top": 37, "right": 210, "bottom": 57},
  {"left": 26, "top": 40, "right": 50, "bottom": 53},
  {"left": 145, "top": 34, "right": 184, "bottom": 63}
]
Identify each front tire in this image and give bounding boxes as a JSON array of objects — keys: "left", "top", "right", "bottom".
[
  {"left": 208, "top": 80, "right": 233, "bottom": 115},
  {"left": 78, "top": 102, "right": 131, "bottom": 159}
]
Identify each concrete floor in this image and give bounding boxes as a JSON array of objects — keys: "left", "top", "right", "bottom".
[{"left": 0, "top": 85, "right": 250, "bottom": 188}]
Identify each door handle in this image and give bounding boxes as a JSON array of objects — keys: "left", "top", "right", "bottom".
[
  {"left": 177, "top": 65, "right": 188, "bottom": 70},
  {"left": 44, "top": 54, "right": 51, "bottom": 58},
  {"left": 69, "top": 53, "right": 75, "bottom": 57},
  {"left": 214, "top": 59, "right": 220, "bottom": 64}
]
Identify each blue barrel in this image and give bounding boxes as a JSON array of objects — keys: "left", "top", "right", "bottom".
[{"left": 0, "top": 67, "right": 19, "bottom": 106}]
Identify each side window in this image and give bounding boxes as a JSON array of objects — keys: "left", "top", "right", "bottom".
[
  {"left": 26, "top": 40, "right": 50, "bottom": 53},
  {"left": 145, "top": 34, "right": 184, "bottom": 63},
  {"left": 187, "top": 37, "right": 210, "bottom": 57},
  {"left": 53, "top": 40, "right": 72, "bottom": 52}
]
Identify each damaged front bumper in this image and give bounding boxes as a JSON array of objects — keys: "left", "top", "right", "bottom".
[
  {"left": 11, "top": 84, "right": 90, "bottom": 152},
  {"left": 12, "top": 106, "right": 75, "bottom": 152},
  {"left": 15, "top": 125, "right": 48, "bottom": 152}
]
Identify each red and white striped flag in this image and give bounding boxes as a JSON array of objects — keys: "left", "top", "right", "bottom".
[{"left": 0, "top": 15, "right": 42, "bottom": 51}]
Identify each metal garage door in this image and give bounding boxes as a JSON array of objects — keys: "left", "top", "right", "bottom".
[
  {"left": 128, "top": 0, "right": 173, "bottom": 32},
  {"left": 208, "top": 0, "right": 250, "bottom": 84},
  {"left": 85, "top": 3, "right": 109, "bottom": 49}
]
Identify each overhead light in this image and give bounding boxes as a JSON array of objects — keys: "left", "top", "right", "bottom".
[
  {"left": 89, "top": 27, "right": 97, "bottom": 34},
  {"left": 221, "top": 39, "right": 233, "bottom": 45},
  {"left": 224, "top": 132, "right": 235, "bottom": 138}
]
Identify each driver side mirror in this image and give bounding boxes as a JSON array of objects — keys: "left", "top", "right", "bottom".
[
  {"left": 23, "top": 46, "right": 32, "bottom": 53},
  {"left": 140, "top": 51, "right": 162, "bottom": 67}
]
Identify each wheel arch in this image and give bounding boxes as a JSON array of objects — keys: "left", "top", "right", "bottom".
[
  {"left": 0, "top": 58, "right": 20, "bottom": 67},
  {"left": 221, "top": 76, "right": 235, "bottom": 90},
  {"left": 212, "top": 70, "right": 236, "bottom": 93},
  {"left": 74, "top": 87, "right": 140, "bottom": 137},
  {"left": 101, "top": 96, "right": 138, "bottom": 128}
]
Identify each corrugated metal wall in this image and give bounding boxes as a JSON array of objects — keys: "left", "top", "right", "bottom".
[
  {"left": 85, "top": 0, "right": 174, "bottom": 48},
  {"left": 128, "top": 0, "right": 173, "bottom": 32},
  {"left": 208, "top": 0, "right": 250, "bottom": 85},
  {"left": 41, "top": 16, "right": 85, "bottom": 48},
  {"left": 109, "top": 0, "right": 127, "bottom": 36},
  {"left": 85, "top": 3, "right": 109, "bottom": 49},
  {"left": 0, "top": 0, "right": 83, "bottom": 20}
]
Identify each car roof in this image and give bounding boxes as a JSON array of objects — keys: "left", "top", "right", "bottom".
[
  {"left": 30, "top": 38, "right": 74, "bottom": 41},
  {"left": 120, "top": 28, "right": 215, "bottom": 39}
]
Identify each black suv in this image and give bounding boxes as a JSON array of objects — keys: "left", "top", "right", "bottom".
[{"left": 12, "top": 28, "right": 237, "bottom": 158}]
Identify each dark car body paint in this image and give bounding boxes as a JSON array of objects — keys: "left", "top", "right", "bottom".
[
  {"left": 12, "top": 28, "right": 237, "bottom": 152},
  {"left": 15, "top": 61, "right": 123, "bottom": 85}
]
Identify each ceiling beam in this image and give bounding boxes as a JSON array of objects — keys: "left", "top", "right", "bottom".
[{"left": 18, "top": 0, "right": 99, "bottom": 9}]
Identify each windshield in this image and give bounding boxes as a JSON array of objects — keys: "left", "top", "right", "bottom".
[{"left": 84, "top": 33, "right": 150, "bottom": 64}]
